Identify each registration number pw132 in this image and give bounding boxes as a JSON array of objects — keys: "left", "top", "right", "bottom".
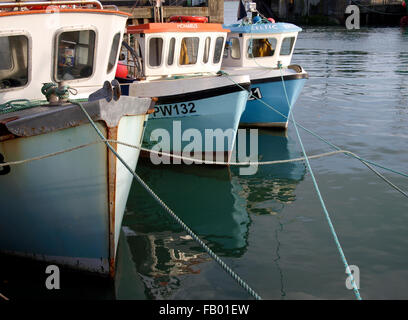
[{"left": 152, "top": 102, "right": 197, "bottom": 118}]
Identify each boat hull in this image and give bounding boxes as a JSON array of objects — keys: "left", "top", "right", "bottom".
[
  {"left": 120, "top": 75, "right": 251, "bottom": 162},
  {"left": 241, "top": 75, "right": 307, "bottom": 129},
  {"left": 145, "top": 90, "right": 249, "bottom": 162},
  {"left": 222, "top": 67, "right": 308, "bottom": 129},
  {"left": 0, "top": 112, "right": 147, "bottom": 276}
]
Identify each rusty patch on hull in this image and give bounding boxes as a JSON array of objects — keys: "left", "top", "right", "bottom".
[{"left": 107, "top": 126, "right": 118, "bottom": 279}]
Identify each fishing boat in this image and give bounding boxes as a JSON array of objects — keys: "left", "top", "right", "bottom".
[
  {"left": 117, "top": 18, "right": 251, "bottom": 162},
  {"left": 222, "top": 7, "right": 308, "bottom": 129},
  {"left": 0, "top": 1, "right": 154, "bottom": 277}
]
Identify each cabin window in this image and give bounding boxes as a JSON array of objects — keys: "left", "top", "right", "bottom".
[
  {"left": 230, "top": 38, "right": 241, "bottom": 60},
  {"left": 149, "top": 37, "right": 163, "bottom": 67},
  {"left": 203, "top": 37, "right": 211, "bottom": 64},
  {"left": 213, "top": 37, "right": 225, "bottom": 64},
  {"left": 223, "top": 41, "right": 229, "bottom": 58},
  {"left": 56, "top": 30, "right": 95, "bottom": 81},
  {"left": 179, "top": 37, "right": 199, "bottom": 65},
  {"left": 0, "top": 35, "right": 29, "bottom": 90},
  {"left": 168, "top": 38, "right": 176, "bottom": 66},
  {"left": 280, "top": 37, "right": 296, "bottom": 56},
  {"left": 107, "top": 33, "right": 121, "bottom": 73},
  {"left": 247, "top": 38, "right": 277, "bottom": 58}
]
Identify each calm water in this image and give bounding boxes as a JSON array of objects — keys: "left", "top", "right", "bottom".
[
  {"left": 118, "top": 4, "right": 408, "bottom": 300},
  {"left": 2, "top": 2, "right": 408, "bottom": 300}
]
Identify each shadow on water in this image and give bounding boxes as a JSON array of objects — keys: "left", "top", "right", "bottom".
[
  {"left": 0, "top": 229, "right": 143, "bottom": 300},
  {"left": 119, "top": 129, "right": 306, "bottom": 299}
]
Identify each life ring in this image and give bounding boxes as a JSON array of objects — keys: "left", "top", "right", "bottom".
[
  {"left": 26, "top": 4, "right": 73, "bottom": 10},
  {"left": 27, "top": 5, "right": 47, "bottom": 10},
  {"left": 169, "top": 16, "right": 208, "bottom": 23}
]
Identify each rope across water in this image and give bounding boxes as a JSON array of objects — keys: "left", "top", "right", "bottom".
[{"left": 68, "top": 100, "right": 263, "bottom": 301}]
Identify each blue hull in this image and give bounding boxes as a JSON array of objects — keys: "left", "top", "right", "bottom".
[
  {"left": 241, "top": 78, "right": 307, "bottom": 128},
  {"left": 143, "top": 90, "right": 249, "bottom": 157},
  {"left": 0, "top": 115, "right": 147, "bottom": 275}
]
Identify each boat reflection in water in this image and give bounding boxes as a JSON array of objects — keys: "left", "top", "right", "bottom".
[
  {"left": 231, "top": 129, "right": 306, "bottom": 216},
  {"left": 119, "top": 129, "right": 306, "bottom": 299}
]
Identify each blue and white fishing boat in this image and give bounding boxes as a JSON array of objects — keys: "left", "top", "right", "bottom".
[
  {"left": 117, "top": 19, "right": 251, "bottom": 162},
  {"left": 223, "top": 7, "right": 308, "bottom": 129},
  {"left": 0, "top": 1, "right": 154, "bottom": 277}
]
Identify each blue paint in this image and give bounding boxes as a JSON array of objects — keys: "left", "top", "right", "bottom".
[
  {"left": 224, "top": 22, "right": 302, "bottom": 35},
  {"left": 143, "top": 90, "right": 249, "bottom": 153},
  {"left": 241, "top": 78, "right": 307, "bottom": 126}
]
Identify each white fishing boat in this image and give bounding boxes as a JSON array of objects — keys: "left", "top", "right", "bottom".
[
  {"left": 0, "top": 1, "right": 154, "bottom": 277},
  {"left": 222, "top": 2, "right": 308, "bottom": 129},
  {"left": 117, "top": 17, "right": 251, "bottom": 162}
]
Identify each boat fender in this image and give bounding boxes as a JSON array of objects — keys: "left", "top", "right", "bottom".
[
  {"left": 115, "top": 62, "right": 128, "bottom": 79},
  {"left": 267, "top": 18, "right": 276, "bottom": 23},
  {"left": 252, "top": 15, "right": 261, "bottom": 24}
]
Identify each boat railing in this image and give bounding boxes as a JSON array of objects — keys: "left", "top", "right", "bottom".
[{"left": 0, "top": 0, "right": 103, "bottom": 10}]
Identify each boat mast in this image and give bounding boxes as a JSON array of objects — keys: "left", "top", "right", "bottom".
[{"left": 154, "top": 0, "right": 164, "bottom": 23}]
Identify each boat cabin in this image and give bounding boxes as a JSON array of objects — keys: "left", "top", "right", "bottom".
[
  {"left": 0, "top": 1, "right": 129, "bottom": 102},
  {"left": 126, "top": 22, "right": 230, "bottom": 78},
  {"left": 222, "top": 23, "right": 302, "bottom": 69}
]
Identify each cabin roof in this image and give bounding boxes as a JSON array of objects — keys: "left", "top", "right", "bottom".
[
  {"left": 127, "top": 23, "right": 228, "bottom": 34},
  {"left": 223, "top": 22, "right": 302, "bottom": 35},
  {"left": 0, "top": 8, "right": 131, "bottom": 18}
]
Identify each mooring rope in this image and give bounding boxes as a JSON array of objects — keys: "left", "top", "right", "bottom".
[
  {"left": 0, "top": 140, "right": 349, "bottom": 167},
  {"left": 278, "top": 67, "right": 362, "bottom": 300},
  {"left": 67, "top": 100, "right": 262, "bottom": 300},
  {"left": 1, "top": 138, "right": 407, "bottom": 201},
  {"left": 218, "top": 70, "right": 408, "bottom": 194},
  {"left": 0, "top": 292, "right": 9, "bottom": 301}
]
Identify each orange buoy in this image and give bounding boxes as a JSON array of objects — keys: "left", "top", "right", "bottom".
[
  {"left": 169, "top": 16, "right": 208, "bottom": 23},
  {"left": 267, "top": 18, "right": 276, "bottom": 23},
  {"left": 115, "top": 62, "right": 128, "bottom": 79}
]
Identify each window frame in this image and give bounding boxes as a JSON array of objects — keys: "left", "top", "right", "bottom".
[
  {"left": 213, "top": 36, "right": 225, "bottom": 65},
  {"left": 53, "top": 26, "right": 98, "bottom": 83},
  {"left": 280, "top": 36, "right": 296, "bottom": 56},
  {"left": 107, "top": 32, "right": 122, "bottom": 74},
  {"left": 167, "top": 37, "right": 176, "bottom": 67},
  {"left": 246, "top": 37, "right": 278, "bottom": 59},
  {"left": 0, "top": 31, "right": 31, "bottom": 93},
  {"left": 203, "top": 36, "right": 211, "bottom": 64},
  {"left": 178, "top": 36, "right": 200, "bottom": 67},
  {"left": 147, "top": 36, "right": 164, "bottom": 68},
  {"left": 229, "top": 37, "right": 241, "bottom": 60}
]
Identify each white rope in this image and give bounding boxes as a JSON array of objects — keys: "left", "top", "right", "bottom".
[
  {"left": 0, "top": 139, "right": 351, "bottom": 167},
  {"left": 0, "top": 292, "right": 9, "bottom": 301}
]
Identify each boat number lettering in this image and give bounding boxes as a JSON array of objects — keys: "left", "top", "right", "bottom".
[
  {"left": 153, "top": 102, "right": 197, "bottom": 117},
  {"left": 0, "top": 153, "right": 10, "bottom": 175},
  {"left": 248, "top": 87, "right": 262, "bottom": 101}
]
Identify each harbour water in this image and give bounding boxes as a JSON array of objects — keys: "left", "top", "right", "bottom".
[
  {"left": 119, "top": 3, "right": 408, "bottom": 300},
  {"left": 2, "top": 1, "right": 408, "bottom": 300}
]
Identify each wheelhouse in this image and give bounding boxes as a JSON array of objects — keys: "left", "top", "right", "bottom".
[
  {"left": 222, "top": 23, "right": 302, "bottom": 69},
  {"left": 0, "top": 1, "right": 129, "bottom": 101},
  {"left": 126, "top": 23, "right": 230, "bottom": 78}
]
